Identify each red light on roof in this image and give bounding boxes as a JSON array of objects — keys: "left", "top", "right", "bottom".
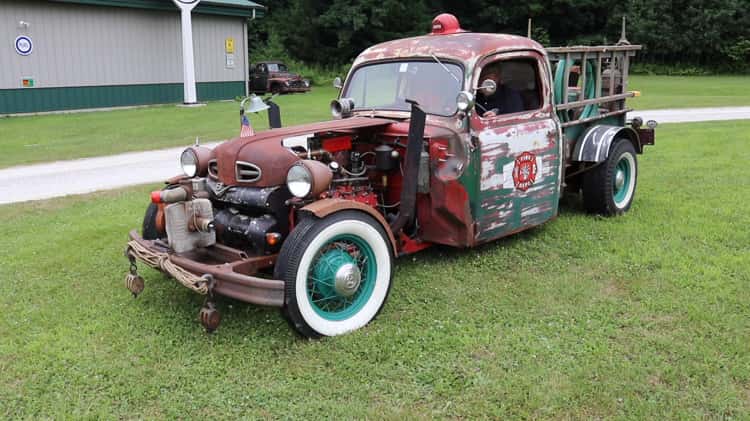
[{"left": 431, "top": 13, "right": 463, "bottom": 35}]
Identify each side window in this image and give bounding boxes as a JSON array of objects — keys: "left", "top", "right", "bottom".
[
  {"left": 257, "top": 64, "right": 266, "bottom": 73},
  {"left": 475, "top": 58, "right": 541, "bottom": 118}
]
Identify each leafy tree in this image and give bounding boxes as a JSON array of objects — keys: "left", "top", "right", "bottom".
[
  {"left": 250, "top": 0, "right": 750, "bottom": 72},
  {"left": 254, "top": 0, "right": 429, "bottom": 65}
]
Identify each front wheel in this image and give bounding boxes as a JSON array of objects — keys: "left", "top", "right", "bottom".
[
  {"left": 582, "top": 138, "right": 638, "bottom": 216},
  {"left": 275, "top": 211, "right": 393, "bottom": 338},
  {"left": 142, "top": 203, "right": 163, "bottom": 240}
]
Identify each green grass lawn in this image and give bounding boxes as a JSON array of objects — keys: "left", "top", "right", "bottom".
[
  {"left": 1, "top": 120, "right": 748, "bottom": 418},
  {"left": 1, "top": 76, "right": 748, "bottom": 170},
  {"left": 0, "top": 87, "right": 336, "bottom": 169},
  {"left": 0, "top": 75, "right": 750, "bottom": 168},
  {"left": 629, "top": 75, "right": 750, "bottom": 110}
]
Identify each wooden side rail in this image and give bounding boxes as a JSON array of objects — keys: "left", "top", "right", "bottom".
[{"left": 544, "top": 44, "right": 641, "bottom": 115}]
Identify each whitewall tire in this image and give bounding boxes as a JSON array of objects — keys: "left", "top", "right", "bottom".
[
  {"left": 275, "top": 211, "right": 393, "bottom": 338},
  {"left": 583, "top": 138, "right": 638, "bottom": 216}
]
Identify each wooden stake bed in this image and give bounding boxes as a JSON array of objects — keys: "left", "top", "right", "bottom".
[{"left": 546, "top": 44, "right": 641, "bottom": 128}]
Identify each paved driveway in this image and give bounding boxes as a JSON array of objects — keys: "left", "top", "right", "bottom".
[
  {"left": 632, "top": 106, "right": 750, "bottom": 123},
  {"left": 1, "top": 107, "right": 748, "bottom": 205}
]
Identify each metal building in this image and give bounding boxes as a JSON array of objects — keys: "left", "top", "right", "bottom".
[{"left": 1, "top": 0, "right": 264, "bottom": 114}]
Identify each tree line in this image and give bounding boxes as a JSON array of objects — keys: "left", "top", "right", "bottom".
[{"left": 250, "top": 0, "right": 750, "bottom": 73}]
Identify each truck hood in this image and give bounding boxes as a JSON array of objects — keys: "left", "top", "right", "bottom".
[{"left": 212, "top": 117, "right": 397, "bottom": 187}]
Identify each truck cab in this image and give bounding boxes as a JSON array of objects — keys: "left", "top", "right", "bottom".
[{"left": 125, "top": 14, "right": 654, "bottom": 338}]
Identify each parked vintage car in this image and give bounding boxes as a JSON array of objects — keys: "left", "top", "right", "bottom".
[
  {"left": 125, "top": 14, "right": 656, "bottom": 338},
  {"left": 249, "top": 61, "right": 311, "bottom": 94}
]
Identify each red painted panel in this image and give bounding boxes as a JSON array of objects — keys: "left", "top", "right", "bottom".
[{"left": 322, "top": 136, "right": 352, "bottom": 153}]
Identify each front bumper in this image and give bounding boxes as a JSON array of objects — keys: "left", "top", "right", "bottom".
[{"left": 126, "top": 230, "right": 285, "bottom": 307}]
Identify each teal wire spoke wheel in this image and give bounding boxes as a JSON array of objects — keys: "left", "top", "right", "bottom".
[
  {"left": 582, "top": 138, "right": 638, "bottom": 216},
  {"left": 613, "top": 154, "right": 634, "bottom": 207},
  {"left": 307, "top": 234, "right": 377, "bottom": 320},
  {"left": 275, "top": 211, "right": 393, "bottom": 338}
]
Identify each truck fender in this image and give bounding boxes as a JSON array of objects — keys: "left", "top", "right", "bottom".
[
  {"left": 299, "top": 199, "right": 398, "bottom": 255},
  {"left": 572, "top": 125, "right": 641, "bottom": 163}
]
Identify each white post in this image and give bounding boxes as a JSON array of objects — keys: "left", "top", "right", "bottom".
[
  {"left": 243, "top": 20, "right": 249, "bottom": 97},
  {"left": 172, "top": 0, "right": 200, "bottom": 104}
]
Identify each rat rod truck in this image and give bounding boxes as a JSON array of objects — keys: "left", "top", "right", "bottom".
[
  {"left": 125, "top": 14, "right": 655, "bottom": 338},
  {"left": 249, "top": 61, "right": 311, "bottom": 94}
]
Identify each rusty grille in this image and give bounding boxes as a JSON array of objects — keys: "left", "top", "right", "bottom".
[
  {"left": 208, "top": 159, "right": 218, "bottom": 179},
  {"left": 236, "top": 161, "right": 262, "bottom": 183}
]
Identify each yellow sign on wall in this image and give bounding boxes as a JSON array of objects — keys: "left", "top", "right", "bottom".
[{"left": 225, "top": 37, "right": 235, "bottom": 54}]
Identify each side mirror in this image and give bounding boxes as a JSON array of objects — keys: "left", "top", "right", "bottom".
[
  {"left": 476, "top": 79, "right": 497, "bottom": 96},
  {"left": 456, "top": 91, "right": 475, "bottom": 112},
  {"left": 333, "top": 77, "right": 343, "bottom": 90}
]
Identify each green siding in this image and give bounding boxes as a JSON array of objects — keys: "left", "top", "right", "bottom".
[
  {"left": 0, "top": 81, "right": 245, "bottom": 114},
  {"left": 197, "top": 82, "right": 245, "bottom": 101}
]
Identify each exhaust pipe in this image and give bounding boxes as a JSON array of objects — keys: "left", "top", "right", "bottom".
[
  {"left": 390, "top": 100, "right": 426, "bottom": 234},
  {"left": 267, "top": 100, "right": 282, "bottom": 129}
]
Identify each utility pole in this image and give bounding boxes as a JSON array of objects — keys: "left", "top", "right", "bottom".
[
  {"left": 527, "top": 18, "right": 532, "bottom": 38},
  {"left": 617, "top": 16, "right": 630, "bottom": 45},
  {"left": 172, "top": 0, "right": 201, "bottom": 105}
]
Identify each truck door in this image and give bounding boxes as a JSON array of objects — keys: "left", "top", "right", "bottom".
[
  {"left": 253, "top": 63, "right": 268, "bottom": 92},
  {"left": 470, "top": 51, "right": 562, "bottom": 242}
]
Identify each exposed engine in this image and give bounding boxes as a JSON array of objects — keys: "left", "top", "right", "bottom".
[
  {"left": 210, "top": 184, "right": 289, "bottom": 255},
  {"left": 289, "top": 131, "right": 410, "bottom": 216},
  {"left": 159, "top": 110, "right": 466, "bottom": 257},
  {"left": 194, "top": 128, "right": 415, "bottom": 256}
]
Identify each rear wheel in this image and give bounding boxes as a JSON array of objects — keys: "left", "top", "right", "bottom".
[
  {"left": 275, "top": 211, "right": 393, "bottom": 338},
  {"left": 582, "top": 138, "right": 638, "bottom": 216}
]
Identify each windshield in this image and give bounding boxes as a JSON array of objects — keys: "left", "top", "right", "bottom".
[
  {"left": 342, "top": 60, "right": 463, "bottom": 116},
  {"left": 267, "top": 63, "right": 288, "bottom": 72}
]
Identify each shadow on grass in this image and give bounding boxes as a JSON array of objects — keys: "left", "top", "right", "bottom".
[{"left": 116, "top": 186, "right": 595, "bottom": 344}]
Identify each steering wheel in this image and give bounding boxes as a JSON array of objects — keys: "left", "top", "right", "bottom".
[{"left": 475, "top": 101, "right": 500, "bottom": 117}]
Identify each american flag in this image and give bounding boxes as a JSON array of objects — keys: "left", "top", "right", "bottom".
[{"left": 240, "top": 112, "right": 254, "bottom": 137}]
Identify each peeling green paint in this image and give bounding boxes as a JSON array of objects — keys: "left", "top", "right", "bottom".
[{"left": 473, "top": 120, "right": 561, "bottom": 242}]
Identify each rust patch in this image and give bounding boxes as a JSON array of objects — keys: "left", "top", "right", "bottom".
[
  {"left": 417, "top": 179, "right": 473, "bottom": 247},
  {"left": 212, "top": 117, "right": 395, "bottom": 186},
  {"left": 353, "top": 32, "right": 545, "bottom": 68},
  {"left": 301, "top": 199, "right": 398, "bottom": 254}
]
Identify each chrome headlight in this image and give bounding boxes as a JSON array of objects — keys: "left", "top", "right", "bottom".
[
  {"left": 303, "top": 79, "right": 310, "bottom": 88},
  {"left": 286, "top": 160, "right": 334, "bottom": 198},
  {"left": 456, "top": 91, "right": 475, "bottom": 112},
  {"left": 180, "top": 148, "right": 198, "bottom": 177},
  {"left": 179, "top": 146, "right": 213, "bottom": 177},
  {"left": 286, "top": 164, "right": 313, "bottom": 198}
]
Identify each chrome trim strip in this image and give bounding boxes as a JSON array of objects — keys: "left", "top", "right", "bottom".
[{"left": 235, "top": 161, "right": 262, "bottom": 183}]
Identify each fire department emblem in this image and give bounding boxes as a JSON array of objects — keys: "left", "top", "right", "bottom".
[{"left": 512, "top": 152, "right": 538, "bottom": 191}]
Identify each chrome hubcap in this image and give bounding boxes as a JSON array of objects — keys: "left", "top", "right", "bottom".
[
  {"left": 334, "top": 263, "right": 361, "bottom": 297},
  {"left": 615, "top": 169, "right": 625, "bottom": 191}
]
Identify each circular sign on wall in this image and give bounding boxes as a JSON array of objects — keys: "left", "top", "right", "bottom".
[{"left": 15, "top": 35, "right": 33, "bottom": 56}]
